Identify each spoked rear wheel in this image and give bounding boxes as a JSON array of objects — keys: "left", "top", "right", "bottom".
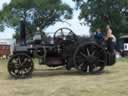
[
  {"left": 73, "top": 42, "right": 107, "bottom": 73},
  {"left": 8, "top": 53, "right": 34, "bottom": 78}
]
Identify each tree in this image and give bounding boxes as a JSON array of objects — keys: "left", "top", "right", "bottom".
[
  {"left": 73, "top": 0, "right": 128, "bottom": 36},
  {"left": 0, "top": 0, "right": 72, "bottom": 38}
]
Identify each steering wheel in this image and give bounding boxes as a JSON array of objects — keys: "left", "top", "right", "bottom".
[{"left": 54, "top": 28, "right": 77, "bottom": 44}]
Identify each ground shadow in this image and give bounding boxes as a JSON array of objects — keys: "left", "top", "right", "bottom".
[
  {"left": 6, "top": 68, "right": 115, "bottom": 80},
  {"left": 32, "top": 68, "right": 113, "bottom": 78}
]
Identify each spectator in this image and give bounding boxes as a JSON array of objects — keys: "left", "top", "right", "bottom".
[
  {"left": 105, "top": 25, "right": 118, "bottom": 53},
  {"left": 106, "top": 25, "right": 116, "bottom": 42}
]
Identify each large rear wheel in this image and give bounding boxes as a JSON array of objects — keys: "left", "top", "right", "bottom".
[{"left": 73, "top": 42, "right": 107, "bottom": 73}]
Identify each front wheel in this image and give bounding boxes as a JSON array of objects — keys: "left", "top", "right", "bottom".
[
  {"left": 8, "top": 53, "right": 34, "bottom": 78},
  {"left": 73, "top": 42, "right": 107, "bottom": 73}
]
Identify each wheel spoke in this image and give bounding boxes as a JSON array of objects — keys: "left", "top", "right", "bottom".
[
  {"left": 91, "top": 50, "right": 96, "bottom": 56},
  {"left": 18, "top": 57, "right": 22, "bottom": 65},
  {"left": 86, "top": 48, "right": 91, "bottom": 56},
  {"left": 80, "top": 52, "right": 87, "bottom": 58},
  {"left": 87, "top": 65, "right": 90, "bottom": 72},
  {"left": 15, "top": 69, "right": 20, "bottom": 76}
]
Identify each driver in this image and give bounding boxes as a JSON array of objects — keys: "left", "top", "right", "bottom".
[{"left": 94, "top": 28, "right": 104, "bottom": 45}]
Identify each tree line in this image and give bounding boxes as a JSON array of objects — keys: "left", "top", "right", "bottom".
[{"left": 0, "top": 0, "right": 128, "bottom": 37}]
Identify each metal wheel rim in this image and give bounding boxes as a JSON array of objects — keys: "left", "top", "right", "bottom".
[
  {"left": 8, "top": 54, "right": 34, "bottom": 78},
  {"left": 73, "top": 43, "right": 106, "bottom": 73}
]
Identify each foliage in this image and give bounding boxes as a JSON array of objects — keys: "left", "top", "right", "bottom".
[
  {"left": 0, "top": 24, "right": 4, "bottom": 32},
  {"left": 73, "top": 0, "right": 128, "bottom": 36},
  {"left": 0, "top": 0, "right": 72, "bottom": 38}
]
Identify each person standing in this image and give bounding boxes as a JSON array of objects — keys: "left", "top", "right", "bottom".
[{"left": 105, "top": 25, "right": 117, "bottom": 52}]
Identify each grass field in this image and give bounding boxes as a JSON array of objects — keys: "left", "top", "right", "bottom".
[{"left": 0, "top": 58, "right": 128, "bottom": 96}]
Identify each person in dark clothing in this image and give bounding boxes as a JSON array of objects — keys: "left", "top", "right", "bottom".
[
  {"left": 94, "top": 28, "right": 104, "bottom": 45},
  {"left": 106, "top": 37, "right": 115, "bottom": 52}
]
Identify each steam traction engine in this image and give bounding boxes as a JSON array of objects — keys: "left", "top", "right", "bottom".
[{"left": 8, "top": 20, "right": 116, "bottom": 78}]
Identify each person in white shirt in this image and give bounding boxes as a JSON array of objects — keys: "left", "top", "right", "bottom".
[{"left": 106, "top": 25, "right": 116, "bottom": 42}]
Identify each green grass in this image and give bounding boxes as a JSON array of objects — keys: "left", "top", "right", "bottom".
[{"left": 0, "top": 58, "right": 128, "bottom": 96}]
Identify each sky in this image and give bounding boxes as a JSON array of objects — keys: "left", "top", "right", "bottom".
[{"left": 0, "top": 0, "right": 90, "bottom": 39}]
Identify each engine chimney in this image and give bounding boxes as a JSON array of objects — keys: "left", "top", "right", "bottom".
[{"left": 20, "top": 18, "right": 26, "bottom": 45}]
